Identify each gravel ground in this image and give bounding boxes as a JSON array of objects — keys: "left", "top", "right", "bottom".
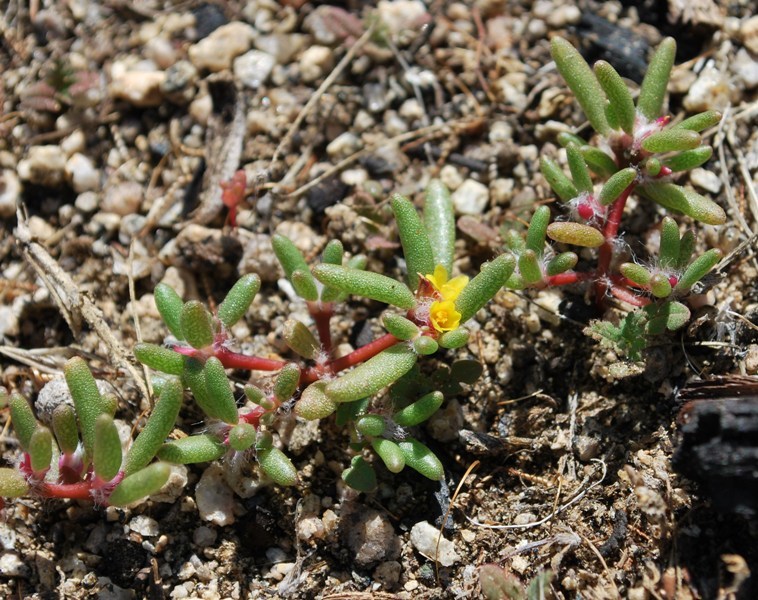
[{"left": 1, "top": 0, "right": 757, "bottom": 598}]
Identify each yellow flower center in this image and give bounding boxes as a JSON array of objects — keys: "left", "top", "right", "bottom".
[
  {"left": 430, "top": 300, "right": 461, "bottom": 333},
  {"left": 424, "top": 265, "right": 468, "bottom": 302}
]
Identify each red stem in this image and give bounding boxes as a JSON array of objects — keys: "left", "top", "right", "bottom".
[
  {"left": 608, "top": 284, "right": 650, "bottom": 307},
  {"left": 595, "top": 182, "right": 636, "bottom": 307},
  {"left": 308, "top": 301, "right": 334, "bottom": 355},
  {"left": 545, "top": 271, "right": 592, "bottom": 286},
  {"left": 38, "top": 481, "right": 93, "bottom": 500},
  {"left": 212, "top": 346, "right": 287, "bottom": 371},
  {"left": 300, "top": 333, "right": 400, "bottom": 384}
]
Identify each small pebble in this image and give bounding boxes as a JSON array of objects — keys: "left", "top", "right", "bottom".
[
  {"left": 61, "top": 129, "right": 86, "bottom": 156},
  {"left": 254, "top": 33, "right": 306, "bottom": 65},
  {"left": 234, "top": 50, "right": 276, "bottom": 89},
  {"left": 344, "top": 507, "right": 400, "bottom": 566},
  {"left": 196, "top": 464, "right": 236, "bottom": 526},
  {"left": 439, "top": 165, "right": 463, "bottom": 191},
  {"left": 452, "top": 178, "right": 489, "bottom": 215},
  {"left": 373, "top": 561, "right": 402, "bottom": 587},
  {"left": 110, "top": 70, "right": 166, "bottom": 107},
  {"left": 299, "top": 45, "right": 334, "bottom": 83},
  {"left": 193, "top": 526, "right": 217, "bottom": 547},
  {"left": 683, "top": 66, "right": 735, "bottom": 112},
  {"left": 409, "top": 521, "right": 460, "bottom": 566},
  {"left": 102, "top": 181, "right": 143, "bottom": 216},
  {"left": 129, "top": 515, "right": 160, "bottom": 537},
  {"left": 377, "top": 0, "right": 427, "bottom": 35},
  {"left": 0, "top": 553, "right": 29, "bottom": 578},
  {"left": 188, "top": 22, "right": 256, "bottom": 72},
  {"left": 690, "top": 168, "right": 722, "bottom": 194},
  {"left": 741, "top": 15, "right": 758, "bottom": 54},
  {"left": 546, "top": 4, "right": 581, "bottom": 28},
  {"left": 733, "top": 48, "right": 758, "bottom": 90},
  {"left": 66, "top": 153, "right": 99, "bottom": 193},
  {"left": 326, "top": 132, "right": 362, "bottom": 159},
  {"left": 0, "top": 169, "right": 21, "bottom": 218},
  {"left": 17, "top": 145, "right": 67, "bottom": 186}
]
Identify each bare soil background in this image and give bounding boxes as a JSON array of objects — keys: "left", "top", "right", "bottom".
[{"left": 0, "top": 0, "right": 757, "bottom": 598}]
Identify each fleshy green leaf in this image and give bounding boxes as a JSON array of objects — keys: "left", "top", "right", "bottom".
[
  {"left": 180, "top": 301, "right": 214, "bottom": 350},
  {"left": 677, "top": 231, "right": 696, "bottom": 269},
  {"left": 65, "top": 357, "right": 109, "bottom": 459},
  {"left": 282, "top": 319, "right": 320, "bottom": 359},
  {"left": 391, "top": 194, "right": 435, "bottom": 291},
  {"left": 398, "top": 438, "right": 444, "bottom": 480},
  {"left": 154, "top": 283, "right": 184, "bottom": 340},
  {"left": 546, "top": 222, "right": 604, "bottom": 248},
  {"left": 540, "top": 157, "right": 578, "bottom": 201},
  {"left": 157, "top": 434, "right": 226, "bottom": 463},
  {"left": 52, "top": 404, "right": 79, "bottom": 455},
  {"left": 382, "top": 313, "right": 420, "bottom": 340},
  {"left": 639, "top": 182, "right": 726, "bottom": 225},
  {"left": 424, "top": 179, "right": 456, "bottom": 274},
  {"left": 202, "top": 357, "right": 239, "bottom": 425},
  {"left": 620, "top": 263, "right": 652, "bottom": 286},
  {"left": 659, "top": 217, "right": 680, "bottom": 269},
  {"left": 322, "top": 239, "right": 344, "bottom": 265},
  {"left": 257, "top": 447, "right": 297, "bottom": 486},
  {"left": 597, "top": 168, "right": 637, "bottom": 206},
  {"left": 649, "top": 273, "right": 673, "bottom": 298},
  {"left": 217, "top": 274, "right": 260, "bottom": 329},
  {"left": 546, "top": 252, "right": 578, "bottom": 276},
  {"left": 579, "top": 145, "right": 618, "bottom": 178},
  {"left": 372, "top": 438, "right": 405, "bottom": 473},
  {"left": 0, "top": 468, "right": 29, "bottom": 498},
  {"left": 641, "top": 129, "right": 701, "bottom": 154},
  {"left": 673, "top": 110, "right": 721, "bottom": 132},
  {"left": 108, "top": 462, "right": 170, "bottom": 507},
  {"left": 342, "top": 456, "right": 377, "bottom": 492},
  {"left": 637, "top": 37, "right": 676, "bottom": 120},
  {"left": 479, "top": 564, "right": 524, "bottom": 600},
  {"left": 393, "top": 390, "right": 444, "bottom": 426},
  {"left": 229, "top": 423, "right": 257, "bottom": 452},
  {"left": 134, "top": 343, "right": 185, "bottom": 375},
  {"left": 296, "top": 382, "right": 338, "bottom": 420},
  {"left": 93, "top": 415, "right": 122, "bottom": 481},
  {"left": 325, "top": 345, "right": 417, "bottom": 404},
  {"left": 525, "top": 206, "right": 551, "bottom": 255},
  {"left": 566, "top": 144, "right": 593, "bottom": 193},
  {"left": 312, "top": 264, "right": 415, "bottom": 309},
  {"left": 273, "top": 363, "right": 300, "bottom": 404},
  {"left": 662, "top": 147, "right": 713, "bottom": 172},
  {"left": 644, "top": 300, "right": 691, "bottom": 334},
  {"left": 9, "top": 392, "right": 36, "bottom": 450},
  {"left": 124, "top": 377, "right": 183, "bottom": 476},
  {"left": 272, "top": 234, "right": 310, "bottom": 279},
  {"left": 438, "top": 327, "right": 470, "bottom": 349},
  {"left": 551, "top": 37, "right": 609, "bottom": 134},
  {"left": 674, "top": 248, "right": 722, "bottom": 293},
  {"left": 29, "top": 426, "right": 53, "bottom": 473},
  {"left": 556, "top": 132, "right": 585, "bottom": 148},
  {"left": 594, "top": 60, "right": 635, "bottom": 134},
  {"left": 292, "top": 269, "right": 319, "bottom": 301},
  {"left": 455, "top": 254, "right": 516, "bottom": 322},
  {"left": 356, "top": 414, "right": 386, "bottom": 437},
  {"left": 518, "top": 250, "right": 543, "bottom": 285},
  {"left": 413, "top": 336, "right": 438, "bottom": 355}
]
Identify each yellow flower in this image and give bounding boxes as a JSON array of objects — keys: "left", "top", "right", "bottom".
[
  {"left": 429, "top": 300, "right": 461, "bottom": 332},
  {"left": 425, "top": 265, "right": 468, "bottom": 301}
]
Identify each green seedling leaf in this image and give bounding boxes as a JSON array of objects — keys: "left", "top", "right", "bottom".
[
  {"left": 109, "top": 462, "right": 170, "bottom": 507},
  {"left": 598, "top": 167, "right": 637, "bottom": 205},
  {"left": 546, "top": 222, "right": 604, "bottom": 248},
  {"left": 674, "top": 110, "right": 721, "bottom": 132},
  {"left": 518, "top": 250, "right": 543, "bottom": 285},
  {"left": 526, "top": 570, "right": 554, "bottom": 600},
  {"left": 594, "top": 60, "right": 635, "bottom": 134},
  {"left": 540, "top": 156, "right": 578, "bottom": 201},
  {"left": 398, "top": 438, "right": 444, "bottom": 480},
  {"left": 479, "top": 564, "right": 524, "bottom": 600},
  {"left": 203, "top": 357, "right": 239, "bottom": 425},
  {"left": 451, "top": 359, "right": 484, "bottom": 384},
  {"left": 257, "top": 447, "right": 297, "bottom": 486},
  {"left": 292, "top": 269, "right": 319, "bottom": 301},
  {"left": 229, "top": 423, "right": 257, "bottom": 452},
  {"left": 255, "top": 430, "right": 273, "bottom": 451},
  {"left": 65, "top": 357, "right": 108, "bottom": 459},
  {"left": 556, "top": 132, "right": 585, "bottom": 147},
  {"left": 134, "top": 343, "right": 185, "bottom": 375},
  {"left": 183, "top": 358, "right": 215, "bottom": 417},
  {"left": 525, "top": 206, "right": 550, "bottom": 255},
  {"left": 335, "top": 397, "right": 370, "bottom": 427},
  {"left": 546, "top": 252, "right": 578, "bottom": 276},
  {"left": 0, "top": 468, "right": 29, "bottom": 498},
  {"left": 637, "top": 37, "right": 676, "bottom": 120},
  {"left": 154, "top": 283, "right": 184, "bottom": 340},
  {"left": 605, "top": 101, "right": 620, "bottom": 130},
  {"left": 644, "top": 157, "right": 662, "bottom": 177},
  {"left": 382, "top": 313, "right": 420, "bottom": 340},
  {"left": 356, "top": 414, "right": 386, "bottom": 437},
  {"left": 124, "top": 377, "right": 183, "bottom": 476},
  {"left": 9, "top": 392, "right": 36, "bottom": 450},
  {"left": 322, "top": 239, "right": 344, "bottom": 265},
  {"left": 313, "top": 264, "right": 415, "bottom": 309},
  {"left": 393, "top": 390, "right": 444, "bottom": 426},
  {"left": 157, "top": 434, "right": 226, "bottom": 463},
  {"left": 438, "top": 327, "right": 470, "bottom": 349},
  {"left": 455, "top": 253, "right": 516, "bottom": 322},
  {"left": 677, "top": 230, "right": 696, "bottom": 269},
  {"left": 326, "top": 345, "right": 417, "bottom": 404},
  {"left": 52, "top": 404, "right": 79, "bottom": 455},
  {"left": 585, "top": 312, "right": 647, "bottom": 361},
  {"left": 272, "top": 234, "right": 310, "bottom": 278},
  {"left": 640, "top": 182, "right": 726, "bottom": 225},
  {"left": 244, "top": 384, "right": 265, "bottom": 404},
  {"left": 665, "top": 301, "right": 691, "bottom": 330},
  {"left": 274, "top": 363, "right": 300, "bottom": 403},
  {"left": 662, "top": 147, "right": 713, "bottom": 172},
  {"left": 551, "top": 37, "right": 609, "bottom": 134},
  {"left": 641, "top": 129, "right": 701, "bottom": 154},
  {"left": 649, "top": 273, "right": 673, "bottom": 298},
  {"left": 580, "top": 145, "right": 618, "bottom": 177},
  {"left": 296, "top": 382, "right": 338, "bottom": 420},
  {"left": 180, "top": 301, "right": 214, "bottom": 350},
  {"left": 504, "top": 229, "right": 526, "bottom": 253},
  {"left": 217, "top": 274, "right": 260, "bottom": 329},
  {"left": 391, "top": 194, "right": 435, "bottom": 290},
  {"left": 659, "top": 216, "right": 680, "bottom": 268},
  {"left": 282, "top": 319, "right": 320, "bottom": 359},
  {"left": 644, "top": 301, "right": 690, "bottom": 334},
  {"left": 372, "top": 439, "right": 405, "bottom": 473},
  {"left": 675, "top": 248, "right": 722, "bottom": 293},
  {"left": 342, "top": 456, "right": 377, "bottom": 492},
  {"left": 424, "top": 179, "right": 456, "bottom": 274},
  {"left": 566, "top": 144, "right": 593, "bottom": 193},
  {"left": 620, "top": 263, "right": 652, "bottom": 286},
  {"left": 29, "top": 426, "right": 53, "bottom": 473},
  {"left": 413, "top": 336, "right": 439, "bottom": 355},
  {"left": 505, "top": 272, "right": 525, "bottom": 290},
  {"left": 93, "top": 414, "right": 122, "bottom": 481}
]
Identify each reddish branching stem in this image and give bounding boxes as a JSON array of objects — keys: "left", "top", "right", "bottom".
[
  {"left": 308, "top": 301, "right": 334, "bottom": 355},
  {"left": 300, "top": 333, "right": 400, "bottom": 384},
  {"left": 595, "top": 182, "right": 636, "bottom": 307}
]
